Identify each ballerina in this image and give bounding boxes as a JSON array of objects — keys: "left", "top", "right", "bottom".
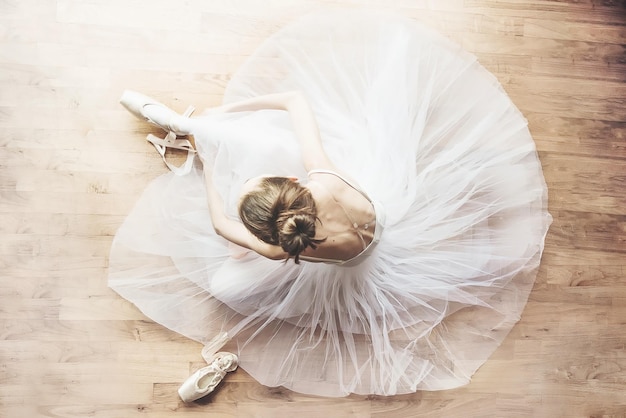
[{"left": 110, "top": 11, "right": 551, "bottom": 399}]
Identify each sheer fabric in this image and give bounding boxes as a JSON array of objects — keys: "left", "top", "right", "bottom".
[{"left": 109, "top": 11, "right": 552, "bottom": 396}]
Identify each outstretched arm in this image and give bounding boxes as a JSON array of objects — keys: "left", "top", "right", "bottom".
[
  {"left": 203, "top": 168, "right": 287, "bottom": 260},
  {"left": 216, "top": 91, "right": 335, "bottom": 172}
]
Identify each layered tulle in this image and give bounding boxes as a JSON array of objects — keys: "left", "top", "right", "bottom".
[{"left": 109, "top": 11, "right": 551, "bottom": 396}]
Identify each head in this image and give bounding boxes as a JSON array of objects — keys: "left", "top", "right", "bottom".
[{"left": 238, "top": 176, "right": 325, "bottom": 263}]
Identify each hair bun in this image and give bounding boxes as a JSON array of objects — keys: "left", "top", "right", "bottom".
[
  {"left": 238, "top": 176, "right": 326, "bottom": 263},
  {"left": 277, "top": 212, "right": 317, "bottom": 259}
]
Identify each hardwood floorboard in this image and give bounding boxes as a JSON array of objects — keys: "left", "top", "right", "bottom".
[
  {"left": 1, "top": 1, "right": 625, "bottom": 417},
  {"left": 530, "top": 115, "right": 626, "bottom": 158},
  {"left": 464, "top": 0, "right": 626, "bottom": 25},
  {"left": 549, "top": 210, "right": 626, "bottom": 252}
]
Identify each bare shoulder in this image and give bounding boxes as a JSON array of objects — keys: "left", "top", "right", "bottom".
[{"left": 307, "top": 169, "right": 361, "bottom": 194}]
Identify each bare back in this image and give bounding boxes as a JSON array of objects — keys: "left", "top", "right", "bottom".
[{"left": 300, "top": 170, "right": 377, "bottom": 263}]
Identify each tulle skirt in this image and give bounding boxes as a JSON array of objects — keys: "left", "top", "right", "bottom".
[{"left": 109, "top": 11, "right": 552, "bottom": 396}]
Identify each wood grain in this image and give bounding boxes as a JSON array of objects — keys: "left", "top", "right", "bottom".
[{"left": 1, "top": 0, "right": 625, "bottom": 417}]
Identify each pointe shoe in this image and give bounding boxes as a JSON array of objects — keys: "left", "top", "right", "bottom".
[
  {"left": 120, "top": 90, "right": 191, "bottom": 136},
  {"left": 120, "top": 90, "right": 196, "bottom": 175},
  {"left": 178, "top": 352, "right": 239, "bottom": 402}
]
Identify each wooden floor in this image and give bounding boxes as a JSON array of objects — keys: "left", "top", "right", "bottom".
[{"left": 1, "top": 1, "right": 625, "bottom": 417}]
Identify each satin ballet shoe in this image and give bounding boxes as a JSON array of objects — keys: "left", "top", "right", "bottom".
[
  {"left": 120, "top": 90, "right": 196, "bottom": 176},
  {"left": 178, "top": 352, "right": 239, "bottom": 402},
  {"left": 120, "top": 90, "right": 192, "bottom": 135}
]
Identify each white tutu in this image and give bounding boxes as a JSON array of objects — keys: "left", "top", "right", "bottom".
[{"left": 109, "top": 11, "right": 552, "bottom": 396}]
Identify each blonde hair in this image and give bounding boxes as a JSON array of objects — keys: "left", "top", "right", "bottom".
[{"left": 238, "top": 177, "right": 325, "bottom": 263}]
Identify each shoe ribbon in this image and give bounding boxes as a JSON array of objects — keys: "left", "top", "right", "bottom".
[{"left": 146, "top": 105, "right": 196, "bottom": 176}]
